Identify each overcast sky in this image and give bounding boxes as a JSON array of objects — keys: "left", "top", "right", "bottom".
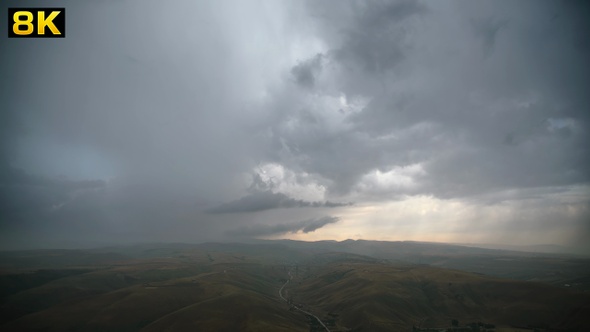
[{"left": 1, "top": 0, "right": 589, "bottom": 252}]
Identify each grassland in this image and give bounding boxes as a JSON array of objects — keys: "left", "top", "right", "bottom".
[
  {"left": 0, "top": 241, "right": 588, "bottom": 331},
  {"left": 288, "top": 261, "right": 589, "bottom": 331}
]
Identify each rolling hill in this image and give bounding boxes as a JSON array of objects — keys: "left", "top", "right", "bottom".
[{"left": 0, "top": 241, "right": 588, "bottom": 331}]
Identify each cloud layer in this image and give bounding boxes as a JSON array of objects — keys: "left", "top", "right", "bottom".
[
  {"left": 227, "top": 216, "right": 340, "bottom": 237},
  {"left": 1, "top": 0, "right": 588, "bottom": 250},
  {"left": 207, "top": 191, "right": 351, "bottom": 214}
]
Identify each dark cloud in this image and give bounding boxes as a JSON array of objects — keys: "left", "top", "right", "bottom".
[
  {"left": 299, "top": 0, "right": 426, "bottom": 97},
  {"left": 325, "top": 0, "right": 425, "bottom": 73},
  {"left": 207, "top": 191, "right": 351, "bottom": 214},
  {"left": 262, "top": 0, "right": 590, "bottom": 201},
  {"left": 291, "top": 54, "right": 323, "bottom": 88},
  {"left": 0, "top": 165, "right": 105, "bottom": 190},
  {"left": 471, "top": 17, "right": 509, "bottom": 57},
  {"left": 227, "top": 216, "right": 340, "bottom": 237},
  {"left": 1, "top": 0, "right": 588, "bottom": 249},
  {"left": 0, "top": 164, "right": 105, "bottom": 229}
]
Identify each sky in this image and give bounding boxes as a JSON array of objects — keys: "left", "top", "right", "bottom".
[{"left": 1, "top": 0, "right": 589, "bottom": 252}]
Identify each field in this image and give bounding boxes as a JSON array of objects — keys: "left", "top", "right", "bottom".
[{"left": 0, "top": 241, "right": 588, "bottom": 331}]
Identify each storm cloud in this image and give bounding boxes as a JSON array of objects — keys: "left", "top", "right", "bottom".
[
  {"left": 1, "top": 0, "right": 589, "bottom": 251},
  {"left": 227, "top": 216, "right": 340, "bottom": 237},
  {"left": 207, "top": 191, "right": 351, "bottom": 214}
]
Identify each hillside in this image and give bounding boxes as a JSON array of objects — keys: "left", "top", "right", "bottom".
[
  {"left": 0, "top": 241, "right": 588, "bottom": 331},
  {"left": 287, "top": 261, "right": 590, "bottom": 331},
  {"left": 273, "top": 239, "right": 590, "bottom": 290}
]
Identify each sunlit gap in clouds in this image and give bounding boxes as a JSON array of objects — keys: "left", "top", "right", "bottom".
[{"left": 281, "top": 188, "right": 589, "bottom": 249}]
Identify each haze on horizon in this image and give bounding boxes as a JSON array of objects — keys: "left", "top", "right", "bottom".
[{"left": 1, "top": 0, "right": 589, "bottom": 253}]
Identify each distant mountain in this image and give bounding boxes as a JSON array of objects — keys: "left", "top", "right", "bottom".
[{"left": 455, "top": 242, "right": 585, "bottom": 255}]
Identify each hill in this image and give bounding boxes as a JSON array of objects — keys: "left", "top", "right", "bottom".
[
  {"left": 0, "top": 241, "right": 588, "bottom": 331},
  {"left": 287, "top": 261, "right": 590, "bottom": 331}
]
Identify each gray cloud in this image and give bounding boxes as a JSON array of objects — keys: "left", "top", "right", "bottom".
[
  {"left": 262, "top": 0, "right": 590, "bottom": 201},
  {"left": 471, "top": 17, "right": 509, "bottom": 57},
  {"left": 0, "top": 165, "right": 105, "bottom": 190},
  {"left": 0, "top": 164, "right": 105, "bottom": 229},
  {"left": 227, "top": 216, "right": 340, "bottom": 237},
  {"left": 291, "top": 54, "right": 324, "bottom": 89},
  {"left": 324, "top": 0, "right": 425, "bottom": 73},
  {"left": 207, "top": 191, "right": 351, "bottom": 214},
  {"left": 1, "top": 0, "right": 589, "bottom": 249}
]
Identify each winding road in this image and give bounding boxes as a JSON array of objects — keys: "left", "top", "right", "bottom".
[{"left": 279, "top": 269, "right": 331, "bottom": 332}]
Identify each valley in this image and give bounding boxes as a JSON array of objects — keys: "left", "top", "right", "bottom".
[{"left": 1, "top": 241, "right": 588, "bottom": 331}]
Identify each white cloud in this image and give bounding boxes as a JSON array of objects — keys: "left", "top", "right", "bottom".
[
  {"left": 354, "top": 163, "right": 425, "bottom": 197},
  {"left": 253, "top": 163, "right": 327, "bottom": 202}
]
